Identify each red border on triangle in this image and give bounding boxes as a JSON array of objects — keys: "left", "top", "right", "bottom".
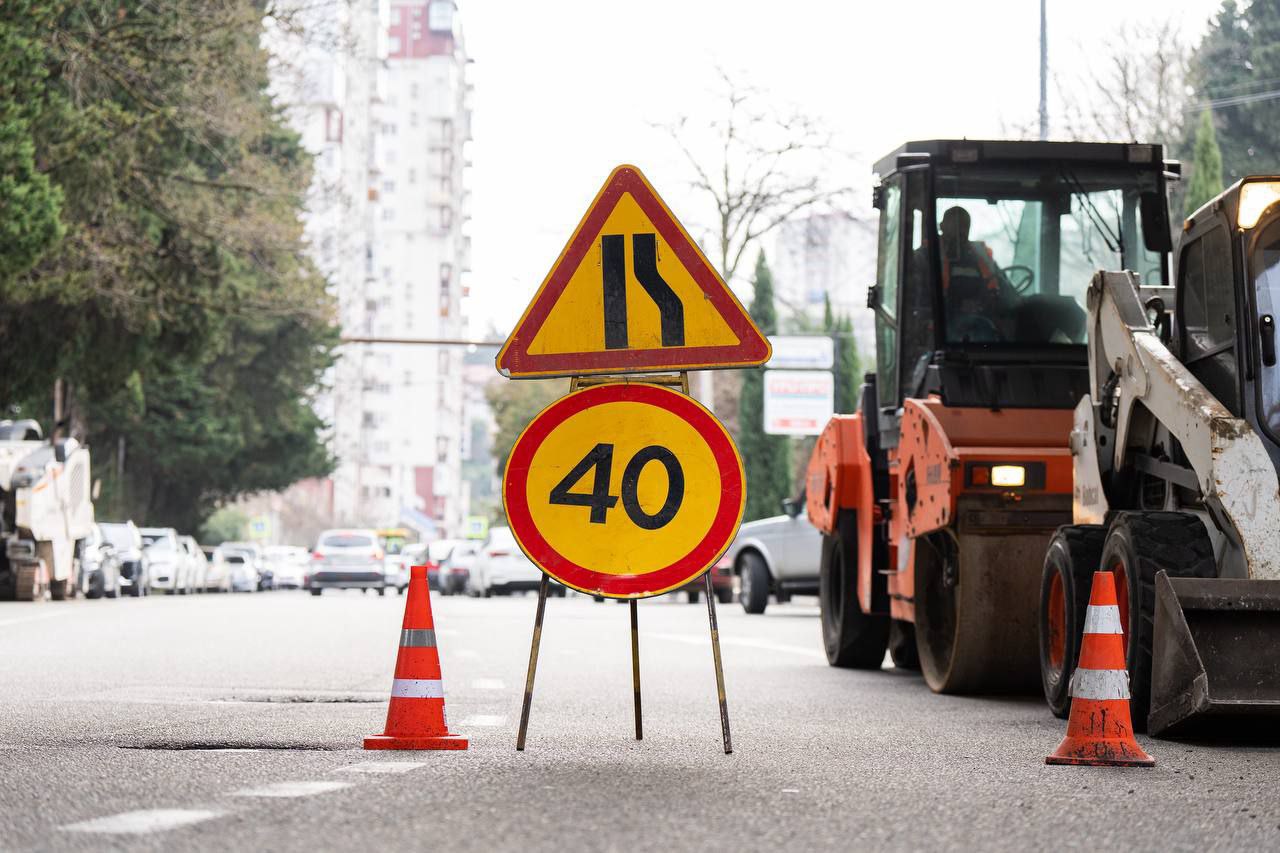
[{"left": 496, "top": 165, "right": 771, "bottom": 377}]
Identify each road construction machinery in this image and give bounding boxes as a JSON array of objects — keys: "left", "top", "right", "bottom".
[
  {"left": 1040, "top": 177, "right": 1280, "bottom": 734},
  {"left": 0, "top": 419, "right": 95, "bottom": 600},
  {"left": 806, "top": 139, "right": 1177, "bottom": 693}
]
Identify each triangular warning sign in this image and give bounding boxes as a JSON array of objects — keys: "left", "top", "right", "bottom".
[{"left": 497, "top": 165, "right": 771, "bottom": 378}]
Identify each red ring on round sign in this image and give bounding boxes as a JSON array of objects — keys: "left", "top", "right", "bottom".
[{"left": 503, "top": 383, "right": 745, "bottom": 598}]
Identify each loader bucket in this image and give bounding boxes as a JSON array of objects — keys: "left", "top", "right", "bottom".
[{"left": 1149, "top": 572, "right": 1280, "bottom": 736}]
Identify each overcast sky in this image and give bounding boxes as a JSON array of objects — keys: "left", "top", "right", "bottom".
[{"left": 460, "top": 0, "right": 1223, "bottom": 338}]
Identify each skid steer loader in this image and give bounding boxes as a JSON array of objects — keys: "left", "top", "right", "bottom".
[
  {"left": 1039, "top": 177, "right": 1280, "bottom": 734},
  {"left": 805, "top": 139, "right": 1177, "bottom": 693}
]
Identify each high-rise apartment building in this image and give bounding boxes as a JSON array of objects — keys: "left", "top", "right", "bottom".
[{"left": 269, "top": 0, "right": 472, "bottom": 539}]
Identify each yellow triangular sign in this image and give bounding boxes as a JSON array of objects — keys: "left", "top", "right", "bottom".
[{"left": 497, "top": 165, "right": 771, "bottom": 378}]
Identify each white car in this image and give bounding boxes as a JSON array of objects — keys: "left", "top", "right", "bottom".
[
  {"left": 140, "top": 528, "right": 192, "bottom": 594},
  {"left": 438, "top": 541, "right": 480, "bottom": 595},
  {"left": 220, "top": 549, "right": 257, "bottom": 593},
  {"left": 468, "top": 527, "right": 554, "bottom": 597},
  {"left": 220, "top": 541, "right": 265, "bottom": 590},
  {"left": 264, "top": 545, "right": 309, "bottom": 589},
  {"left": 201, "top": 547, "right": 233, "bottom": 592},
  {"left": 309, "top": 528, "right": 386, "bottom": 595},
  {"left": 727, "top": 500, "right": 823, "bottom": 614},
  {"left": 179, "top": 536, "right": 205, "bottom": 592}
]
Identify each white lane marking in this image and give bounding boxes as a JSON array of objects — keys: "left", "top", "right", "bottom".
[
  {"left": 459, "top": 714, "right": 506, "bottom": 727},
  {"left": 0, "top": 610, "right": 73, "bottom": 628},
  {"left": 231, "top": 781, "right": 352, "bottom": 798},
  {"left": 338, "top": 761, "right": 428, "bottom": 774},
  {"left": 471, "top": 678, "right": 505, "bottom": 690},
  {"left": 645, "top": 632, "right": 826, "bottom": 661},
  {"left": 781, "top": 788, "right": 800, "bottom": 794},
  {"left": 62, "top": 809, "right": 222, "bottom": 835}
]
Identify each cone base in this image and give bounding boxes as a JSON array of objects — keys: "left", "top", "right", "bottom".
[
  {"left": 1045, "top": 736, "right": 1154, "bottom": 767},
  {"left": 363, "top": 733, "right": 469, "bottom": 751}
]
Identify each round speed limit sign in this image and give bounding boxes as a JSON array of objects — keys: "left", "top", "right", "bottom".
[{"left": 503, "top": 383, "right": 746, "bottom": 598}]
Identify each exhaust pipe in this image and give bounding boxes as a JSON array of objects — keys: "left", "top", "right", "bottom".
[{"left": 1149, "top": 572, "right": 1280, "bottom": 735}]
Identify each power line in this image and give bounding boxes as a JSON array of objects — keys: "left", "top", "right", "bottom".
[{"left": 1185, "top": 87, "right": 1280, "bottom": 112}]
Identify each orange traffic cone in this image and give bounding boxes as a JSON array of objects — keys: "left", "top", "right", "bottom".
[
  {"left": 1046, "top": 571, "right": 1153, "bottom": 767},
  {"left": 364, "top": 565, "right": 468, "bottom": 750}
]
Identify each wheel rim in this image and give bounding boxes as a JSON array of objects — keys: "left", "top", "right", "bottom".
[
  {"left": 1046, "top": 570, "right": 1066, "bottom": 676},
  {"left": 742, "top": 564, "right": 754, "bottom": 601},
  {"left": 1110, "top": 557, "right": 1131, "bottom": 651}
]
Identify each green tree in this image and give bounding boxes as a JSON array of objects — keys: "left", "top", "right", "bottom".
[
  {"left": 1188, "top": 0, "right": 1280, "bottom": 182},
  {"left": 739, "top": 251, "right": 791, "bottom": 520},
  {"left": 824, "top": 294, "right": 861, "bottom": 414},
  {"left": 1186, "top": 109, "right": 1226, "bottom": 214},
  {"left": 0, "top": 2, "right": 335, "bottom": 530},
  {"left": 200, "top": 506, "right": 248, "bottom": 545},
  {"left": 486, "top": 379, "right": 566, "bottom": 481}
]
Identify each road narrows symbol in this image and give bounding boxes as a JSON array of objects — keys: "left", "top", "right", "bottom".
[{"left": 600, "top": 232, "right": 686, "bottom": 350}]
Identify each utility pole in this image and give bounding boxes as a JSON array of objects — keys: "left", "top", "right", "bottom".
[{"left": 1039, "top": 0, "right": 1049, "bottom": 141}]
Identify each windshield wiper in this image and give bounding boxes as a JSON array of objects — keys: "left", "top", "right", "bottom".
[{"left": 1061, "top": 167, "right": 1125, "bottom": 263}]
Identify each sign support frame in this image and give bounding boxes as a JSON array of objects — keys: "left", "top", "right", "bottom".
[{"left": 513, "top": 370, "right": 732, "bottom": 754}]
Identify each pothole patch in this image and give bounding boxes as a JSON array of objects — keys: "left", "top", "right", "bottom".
[
  {"left": 119, "top": 742, "right": 347, "bottom": 752},
  {"left": 211, "top": 692, "right": 385, "bottom": 705}
]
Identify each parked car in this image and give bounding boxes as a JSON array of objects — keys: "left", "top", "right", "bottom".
[
  {"left": 675, "top": 552, "right": 735, "bottom": 604},
  {"left": 438, "top": 541, "right": 480, "bottom": 595},
  {"left": 220, "top": 542, "right": 266, "bottom": 590},
  {"left": 99, "top": 521, "right": 150, "bottom": 597},
  {"left": 179, "top": 536, "right": 205, "bottom": 592},
  {"left": 727, "top": 499, "right": 823, "bottom": 614},
  {"left": 201, "top": 546, "right": 233, "bottom": 593},
  {"left": 264, "top": 545, "right": 309, "bottom": 589},
  {"left": 308, "top": 528, "right": 386, "bottom": 595},
  {"left": 77, "top": 523, "right": 122, "bottom": 599},
  {"left": 221, "top": 549, "right": 258, "bottom": 592},
  {"left": 468, "top": 527, "right": 556, "bottom": 597},
  {"left": 423, "top": 538, "right": 463, "bottom": 591},
  {"left": 385, "top": 544, "right": 422, "bottom": 594},
  {"left": 140, "top": 527, "right": 192, "bottom": 594}
]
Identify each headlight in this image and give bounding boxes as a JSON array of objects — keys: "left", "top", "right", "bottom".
[
  {"left": 1239, "top": 180, "right": 1280, "bottom": 229},
  {"left": 990, "top": 465, "right": 1027, "bottom": 488}
]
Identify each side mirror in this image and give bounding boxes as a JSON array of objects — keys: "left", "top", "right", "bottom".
[
  {"left": 54, "top": 441, "right": 66, "bottom": 463},
  {"left": 780, "top": 497, "right": 803, "bottom": 518},
  {"left": 866, "top": 284, "right": 880, "bottom": 309},
  {"left": 1140, "top": 192, "right": 1173, "bottom": 253}
]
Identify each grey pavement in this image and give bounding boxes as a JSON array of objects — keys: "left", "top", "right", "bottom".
[{"left": 1, "top": 590, "right": 1278, "bottom": 852}]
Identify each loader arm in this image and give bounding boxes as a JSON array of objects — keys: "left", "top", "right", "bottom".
[{"left": 1087, "top": 270, "right": 1280, "bottom": 581}]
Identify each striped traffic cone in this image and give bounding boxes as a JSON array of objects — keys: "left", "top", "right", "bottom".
[
  {"left": 364, "top": 565, "right": 468, "bottom": 750},
  {"left": 1046, "top": 571, "right": 1153, "bottom": 767}
]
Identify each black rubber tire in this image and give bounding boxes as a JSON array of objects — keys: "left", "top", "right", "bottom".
[
  {"left": 888, "top": 619, "right": 920, "bottom": 670},
  {"left": 687, "top": 588, "right": 701, "bottom": 604},
  {"left": 552, "top": 586, "right": 567, "bottom": 598},
  {"left": 377, "top": 587, "right": 386, "bottom": 596},
  {"left": 819, "top": 512, "right": 889, "bottom": 668},
  {"left": 310, "top": 588, "right": 322, "bottom": 597},
  {"left": 716, "top": 587, "right": 734, "bottom": 605},
  {"left": 1038, "top": 525, "right": 1105, "bottom": 719},
  {"left": 739, "top": 551, "right": 770, "bottom": 614},
  {"left": 1100, "top": 512, "right": 1216, "bottom": 731}
]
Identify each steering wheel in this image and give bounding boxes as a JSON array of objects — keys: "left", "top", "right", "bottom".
[{"left": 1002, "top": 264, "right": 1035, "bottom": 293}]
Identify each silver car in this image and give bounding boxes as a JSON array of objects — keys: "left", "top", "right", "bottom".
[
  {"left": 467, "top": 527, "right": 551, "bottom": 597},
  {"left": 309, "top": 529, "right": 386, "bottom": 596},
  {"left": 728, "top": 500, "right": 823, "bottom": 614}
]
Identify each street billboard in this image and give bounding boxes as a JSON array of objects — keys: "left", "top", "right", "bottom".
[{"left": 763, "top": 370, "right": 834, "bottom": 436}]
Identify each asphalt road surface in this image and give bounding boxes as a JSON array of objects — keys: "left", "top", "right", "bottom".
[{"left": 2, "top": 589, "right": 1278, "bottom": 852}]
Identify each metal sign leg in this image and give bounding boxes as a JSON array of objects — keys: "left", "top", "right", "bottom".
[
  {"left": 516, "top": 575, "right": 551, "bottom": 751},
  {"left": 630, "top": 599, "right": 643, "bottom": 740},
  {"left": 704, "top": 571, "right": 732, "bottom": 754}
]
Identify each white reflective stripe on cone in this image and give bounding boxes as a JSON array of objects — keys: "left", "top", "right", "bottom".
[
  {"left": 391, "top": 678, "right": 445, "bottom": 699},
  {"left": 1069, "top": 667, "right": 1130, "bottom": 700},
  {"left": 1082, "top": 604, "right": 1123, "bottom": 635}
]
